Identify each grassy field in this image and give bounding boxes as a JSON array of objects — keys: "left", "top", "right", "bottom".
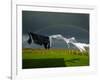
[{"left": 22, "top": 48, "right": 89, "bottom": 69}]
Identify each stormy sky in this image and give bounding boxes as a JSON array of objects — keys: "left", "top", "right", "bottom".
[{"left": 22, "top": 11, "right": 89, "bottom": 48}]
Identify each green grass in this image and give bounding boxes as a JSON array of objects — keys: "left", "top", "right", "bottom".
[
  {"left": 22, "top": 58, "right": 66, "bottom": 69},
  {"left": 22, "top": 48, "right": 89, "bottom": 69}
]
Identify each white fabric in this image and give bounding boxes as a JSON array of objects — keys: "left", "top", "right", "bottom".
[{"left": 49, "top": 34, "right": 89, "bottom": 52}]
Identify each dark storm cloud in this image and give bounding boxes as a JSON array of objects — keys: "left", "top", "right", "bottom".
[
  {"left": 22, "top": 11, "right": 89, "bottom": 34},
  {"left": 22, "top": 11, "right": 89, "bottom": 48}
]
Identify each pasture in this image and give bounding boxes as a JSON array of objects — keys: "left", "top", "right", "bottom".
[{"left": 22, "top": 48, "right": 89, "bottom": 69}]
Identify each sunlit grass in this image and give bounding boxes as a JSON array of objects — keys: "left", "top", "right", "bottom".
[{"left": 22, "top": 48, "right": 89, "bottom": 68}]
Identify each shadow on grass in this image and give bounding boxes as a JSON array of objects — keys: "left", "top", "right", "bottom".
[
  {"left": 65, "top": 58, "right": 80, "bottom": 63},
  {"left": 22, "top": 58, "right": 66, "bottom": 69}
]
